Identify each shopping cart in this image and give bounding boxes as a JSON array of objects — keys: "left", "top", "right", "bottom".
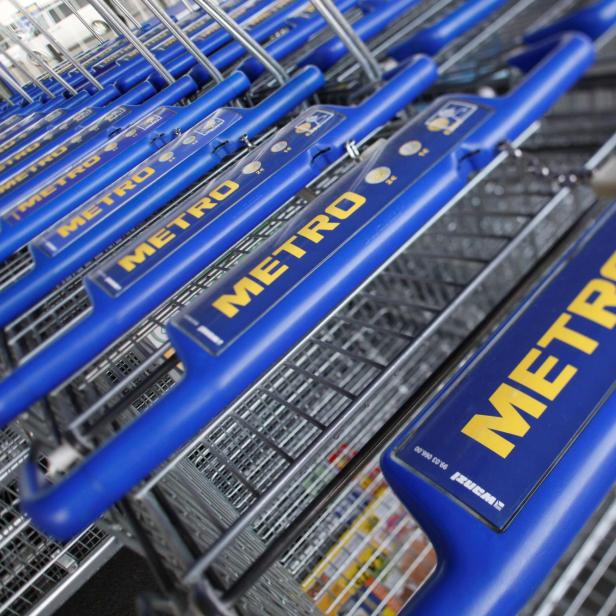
[
  {"left": 2, "top": 2, "right": 608, "bottom": 614},
  {"left": 0, "top": 426, "right": 118, "bottom": 616},
  {"left": 522, "top": 488, "right": 616, "bottom": 616},
  {"left": 382, "top": 194, "right": 616, "bottom": 614},
  {"left": 0, "top": 0, "right": 490, "bottom": 426},
  {"left": 2, "top": 1, "right": 615, "bottom": 615}
]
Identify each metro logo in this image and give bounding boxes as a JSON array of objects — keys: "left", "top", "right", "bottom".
[
  {"left": 5, "top": 155, "right": 102, "bottom": 222},
  {"left": 0, "top": 144, "right": 69, "bottom": 194},
  {"left": 212, "top": 191, "right": 366, "bottom": 318},
  {"left": 461, "top": 249, "right": 616, "bottom": 458},
  {"left": 55, "top": 166, "right": 156, "bottom": 239},
  {"left": 0, "top": 140, "right": 41, "bottom": 173},
  {"left": 116, "top": 179, "right": 240, "bottom": 273}
]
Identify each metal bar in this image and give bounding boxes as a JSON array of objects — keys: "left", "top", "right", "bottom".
[
  {"left": 0, "top": 60, "right": 33, "bottom": 102},
  {"left": 190, "top": 0, "right": 289, "bottom": 85},
  {"left": 0, "top": 24, "right": 79, "bottom": 95},
  {"left": 139, "top": 0, "right": 224, "bottom": 82},
  {"left": 64, "top": 0, "right": 106, "bottom": 43},
  {"left": 110, "top": 0, "right": 143, "bottom": 29},
  {"left": 88, "top": 0, "right": 176, "bottom": 84},
  {"left": 0, "top": 47, "right": 54, "bottom": 98},
  {"left": 7, "top": 0, "right": 104, "bottom": 90},
  {"left": 310, "top": 0, "right": 381, "bottom": 83}
]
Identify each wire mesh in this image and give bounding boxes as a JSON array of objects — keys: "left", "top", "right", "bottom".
[
  {"left": 123, "top": 72, "right": 613, "bottom": 612},
  {"left": 0, "top": 430, "right": 117, "bottom": 615},
  {"left": 523, "top": 489, "right": 616, "bottom": 616}
]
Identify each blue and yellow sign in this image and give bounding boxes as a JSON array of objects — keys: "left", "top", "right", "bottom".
[
  {"left": 392, "top": 212, "right": 616, "bottom": 529},
  {"left": 173, "top": 100, "right": 492, "bottom": 354}
]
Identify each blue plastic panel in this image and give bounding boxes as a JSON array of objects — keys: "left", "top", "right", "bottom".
[
  {"left": 392, "top": 208, "right": 616, "bottom": 530},
  {"left": 89, "top": 108, "right": 347, "bottom": 296},
  {"left": 1, "top": 107, "right": 178, "bottom": 225},
  {"left": 176, "top": 101, "right": 493, "bottom": 355},
  {"left": 36, "top": 107, "right": 243, "bottom": 257}
]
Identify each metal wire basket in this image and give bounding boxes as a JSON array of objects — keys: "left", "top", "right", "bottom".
[
  {"left": 3, "top": 2, "right": 615, "bottom": 615},
  {"left": 0, "top": 426, "right": 118, "bottom": 616}
]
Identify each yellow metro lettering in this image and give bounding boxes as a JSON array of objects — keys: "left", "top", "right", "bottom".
[
  {"left": 600, "top": 250, "right": 616, "bottom": 280},
  {"left": 537, "top": 314, "right": 598, "bottom": 355},
  {"left": 297, "top": 214, "right": 338, "bottom": 243},
  {"left": 273, "top": 235, "right": 306, "bottom": 259},
  {"left": 325, "top": 192, "right": 366, "bottom": 219},
  {"left": 568, "top": 278, "right": 616, "bottom": 329},
  {"left": 509, "top": 348, "right": 577, "bottom": 402},
  {"left": 114, "top": 179, "right": 238, "bottom": 274},
  {"left": 461, "top": 383, "right": 546, "bottom": 459},
  {"left": 57, "top": 216, "right": 87, "bottom": 237},
  {"left": 117, "top": 243, "right": 157, "bottom": 272},
  {"left": 212, "top": 278, "right": 264, "bottom": 318},
  {"left": 212, "top": 191, "right": 366, "bottom": 318},
  {"left": 250, "top": 256, "right": 288, "bottom": 285},
  {"left": 461, "top": 249, "right": 615, "bottom": 456}
]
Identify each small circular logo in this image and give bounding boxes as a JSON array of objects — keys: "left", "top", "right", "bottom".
[
  {"left": 125, "top": 129, "right": 137, "bottom": 137},
  {"left": 399, "top": 140, "right": 422, "bottom": 157},
  {"left": 365, "top": 166, "right": 391, "bottom": 185},
  {"left": 426, "top": 117, "right": 450, "bottom": 132},
  {"left": 242, "top": 160, "right": 262, "bottom": 175},
  {"left": 295, "top": 122, "right": 311, "bottom": 134},
  {"left": 270, "top": 140, "right": 288, "bottom": 153},
  {"left": 104, "top": 141, "right": 118, "bottom": 152},
  {"left": 159, "top": 151, "right": 174, "bottom": 163},
  {"left": 183, "top": 135, "right": 197, "bottom": 145}
]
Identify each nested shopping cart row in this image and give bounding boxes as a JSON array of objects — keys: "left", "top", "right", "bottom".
[{"left": 0, "top": 1, "right": 615, "bottom": 615}]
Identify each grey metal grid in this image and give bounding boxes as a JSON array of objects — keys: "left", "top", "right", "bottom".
[
  {"left": 523, "top": 489, "right": 616, "bottom": 616},
  {"left": 1, "top": 0, "right": 586, "bottom": 446},
  {"left": 0, "top": 0, "right": 392, "bottom": 380},
  {"left": 3, "top": 2, "right": 615, "bottom": 615},
  {"left": 0, "top": 429, "right": 118, "bottom": 616}
]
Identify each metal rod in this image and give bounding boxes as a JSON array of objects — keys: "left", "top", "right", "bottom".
[
  {"left": 0, "top": 89, "right": 15, "bottom": 106},
  {"left": 190, "top": 0, "right": 289, "bottom": 85},
  {"left": 310, "top": 0, "right": 381, "bottom": 83},
  {"left": 110, "top": 0, "right": 143, "bottom": 30},
  {"left": 7, "top": 0, "right": 104, "bottom": 90},
  {"left": 64, "top": 0, "right": 106, "bottom": 43},
  {"left": 1, "top": 24, "right": 78, "bottom": 95},
  {"left": 0, "top": 61, "right": 33, "bottom": 103},
  {"left": 88, "top": 0, "right": 175, "bottom": 85},
  {"left": 139, "top": 0, "right": 223, "bottom": 82},
  {"left": 0, "top": 49, "right": 54, "bottom": 98}
]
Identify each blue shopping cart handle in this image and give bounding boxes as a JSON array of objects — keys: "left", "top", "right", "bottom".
[
  {"left": 115, "top": 0, "right": 310, "bottom": 93},
  {"left": 382, "top": 202, "right": 616, "bottom": 616},
  {"left": 524, "top": 0, "right": 616, "bottom": 44},
  {"left": 0, "top": 6, "right": 430, "bottom": 329},
  {"left": 0, "top": 0, "right": 351, "bottom": 257},
  {"left": 0, "top": 81, "right": 158, "bottom": 165},
  {"left": 0, "top": 72, "right": 250, "bottom": 261},
  {"left": 0, "top": 57, "right": 433, "bottom": 422},
  {"left": 0, "top": 73, "right": 208, "bottom": 196},
  {"left": 389, "top": 0, "right": 507, "bottom": 60},
  {"left": 0, "top": 86, "right": 128, "bottom": 161},
  {"left": 0, "top": 80, "right": 166, "bottom": 185},
  {"left": 247, "top": 0, "right": 419, "bottom": 77},
  {"left": 17, "top": 33, "right": 594, "bottom": 540}
]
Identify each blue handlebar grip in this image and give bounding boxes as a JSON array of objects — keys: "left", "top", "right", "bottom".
[
  {"left": 382, "top": 202, "right": 616, "bottom": 616},
  {"left": 0, "top": 72, "right": 251, "bottom": 261},
  {"left": 16, "top": 33, "right": 595, "bottom": 540},
  {"left": 389, "top": 0, "right": 507, "bottom": 60},
  {"left": 524, "top": 0, "right": 616, "bottom": 43}
]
